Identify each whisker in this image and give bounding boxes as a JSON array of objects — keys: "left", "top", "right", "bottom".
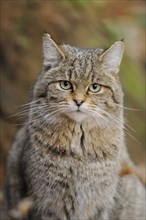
[
  {"left": 115, "top": 104, "right": 140, "bottom": 111},
  {"left": 93, "top": 106, "right": 140, "bottom": 143},
  {"left": 9, "top": 105, "right": 62, "bottom": 118},
  {"left": 97, "top": 108, "right": 136, "bottom": 133},
  {"left": 90, "top": 109, "right": 112, "bottom": 130},
  {"left": 16, "top": 99, "right": 40, "bottom": 107},
  {"left": 124, "top": 129, "right": 141, "bottom": 144}
]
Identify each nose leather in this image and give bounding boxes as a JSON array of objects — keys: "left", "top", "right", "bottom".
[{"left": 74, "top": 100, "right": 84, "bottom": 107}]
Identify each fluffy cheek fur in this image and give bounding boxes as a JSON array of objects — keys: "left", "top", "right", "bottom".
[{"left": 86, "top": 88, "right": 119, "bottom": 127}]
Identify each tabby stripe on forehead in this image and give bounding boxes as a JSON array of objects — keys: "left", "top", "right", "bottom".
[
  {"left": 88, "top": 62, "right": 94, "bottom": 81},
  {"left": 83, "top": 55, "right": 94, "bottom": 81},
  {"left": 69, "top": 58, "right": 77, "bottom": 79},
  {"left": 68, "top": 69, "right": 73, "bottom": 80}
]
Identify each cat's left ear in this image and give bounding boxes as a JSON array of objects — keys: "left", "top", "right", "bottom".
[
  {"left": 43, "top": 33, "right": 66, "bottom": 67},
  {"left": 99, "top": 41, "right": 124, "bottom": 74}
]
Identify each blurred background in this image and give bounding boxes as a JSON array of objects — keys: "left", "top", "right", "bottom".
[{"left": 0, "top": 0, "right": 145, "bottom": 187}]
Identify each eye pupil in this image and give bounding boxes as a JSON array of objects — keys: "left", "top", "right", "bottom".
[
  {"left": 93, "top": 84, "right": 97, "bottom": 89},
  {"left": 64, "top": 81, "right": 69, "bottom": 87}
]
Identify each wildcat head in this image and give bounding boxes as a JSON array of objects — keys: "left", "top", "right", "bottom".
[{"left": 32, "top": 33, "right": 124, "bottom": 126}]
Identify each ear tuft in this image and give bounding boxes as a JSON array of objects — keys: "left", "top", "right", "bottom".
[
  {"left": 99, "top": 41, "right": 124, "bottom": 74},
  {"left": 43, "top": 33, "right": 65, "bottom": 67}
]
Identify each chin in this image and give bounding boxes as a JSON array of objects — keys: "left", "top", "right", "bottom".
[{"left": 67, "top": 111, "right": 89, "bottom": 123}]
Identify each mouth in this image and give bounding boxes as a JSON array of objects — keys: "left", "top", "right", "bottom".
[
  {"left": 74, "top": 108, "right": 85, "bottom": 114},
  {"left": 66, "top": 109, "right": 88, "bottom": 122}
]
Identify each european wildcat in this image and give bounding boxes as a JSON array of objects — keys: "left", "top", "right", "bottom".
[{"left": 3, "top": 33, "right": 145, "bottom": 220}]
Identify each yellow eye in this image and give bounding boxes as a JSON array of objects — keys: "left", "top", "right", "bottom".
[
  {"left": 60, "top": 81, "right": 72, "bottom": 90},
  {"left": 88, "top": 83, "right": 101, "bottom": 93}
]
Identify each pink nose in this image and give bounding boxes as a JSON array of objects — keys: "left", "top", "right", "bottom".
[{"left": 73, "top": 100, "right": 84, "bottom": 107}]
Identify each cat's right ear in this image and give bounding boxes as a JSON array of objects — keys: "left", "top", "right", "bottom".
[{"left": 43, "top": 33, "right": 65, "bottom": 68}]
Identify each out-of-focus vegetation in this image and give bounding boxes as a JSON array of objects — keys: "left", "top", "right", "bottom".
[{"left": 0, "top": 0, "right": 145, "bottom": 186}]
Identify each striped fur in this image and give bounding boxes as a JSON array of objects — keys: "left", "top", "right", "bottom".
[{"left": 3, "top": 34, "right": 145, "bottom": 220}]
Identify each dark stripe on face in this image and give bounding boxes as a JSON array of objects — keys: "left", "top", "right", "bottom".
[
  {"left": 37, "top": 91, "right": 47, "bottom": 98},
  {"left": 108, "top": 87, "right": 120, "bottom": 104},
  {"left": 44, "top": 65, "right": 52, "bottom": 71}
]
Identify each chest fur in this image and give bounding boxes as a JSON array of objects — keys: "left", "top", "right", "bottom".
[{"left": 26, "top": 121, "right": 121, "bottom": 218}]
